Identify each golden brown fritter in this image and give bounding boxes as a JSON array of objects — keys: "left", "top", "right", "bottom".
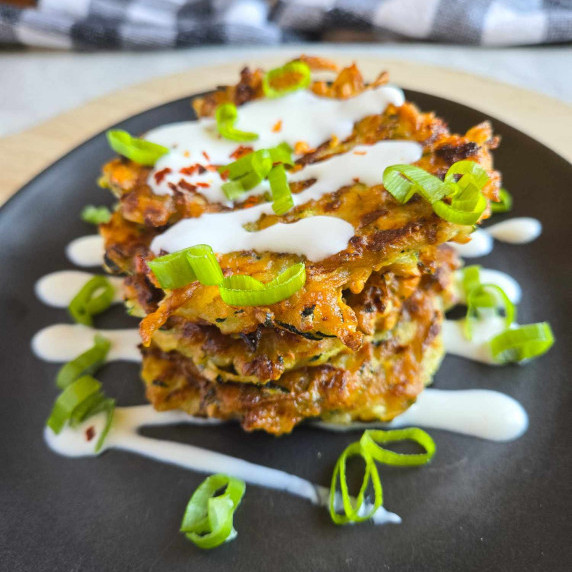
[
  {"left": 141, "top": 278, "right": 447, "bottom": 435},
  {"left": 99, "top": 62, "right": 498, "bottom": 350},
  {"left": 134, "top": 245, "right": 458, "bottom": 385}
]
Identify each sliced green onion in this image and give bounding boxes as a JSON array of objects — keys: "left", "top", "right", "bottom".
[
  {"left": 56, "top": 334, "right": 111, "bottom": 390},
  {"left": 46, "top": 375, "right": 115, "bottom": 452},
  {"left": 329, "top": 441, "right": 382, "bottom": 525},
  {"left": 268, "top": 165, "right": 294, "bottom": 215},
  {"left": 47, "top": 375, "right": 102, "bottom": 434},
  {"left": 360, "top": 428, "right": 436, "bottom": 466},
  {"left": 186, "top": 244, "right": 225, "bottom": 286},
  {"left": 490, "top": 322, "right": 554, "bottom": 364},
  {"left": 88, "top": 396, "right": 116, "bottom": 452},
  {"left": 68, "top": 276, "right": 115, "bottom": 326},
  {"left": 491, "top": 188, "right": 513, "bottom": 213},
  {"left": 215, "top": 103, "right": 258, "bottom": 142},
  {"left": 148, "top": 250, "right": 198, "bottom": 290},
  {"left": 462, "top": 265, "right": 481, "bottom": 297},
  {"left": 219, "top": 262, "right": 305, "bottom": 306},
  {"left": 269, "top": 142, "right": 294, "bottom": 166},
  {"left": 444, "top": 160, "right": 489, "bottom": 189},
  {"left": 150, "top": 245, "right": 305, "bottom": 305},
  {"left": 383, "top": 164, "right": 450, "bottom": 204},
  {"left": 81, "top": 205, "right": 112, "bottom": 225},
  {"left": 383, "top": 161, "right": 488, "bottom": 225},
  {"left": 180, "top": 474, "right": 245, "bottom": 549},
  {"left": 262, "top": 61, "right": 311, "bottom": 98},
  {"left": 221, "top": 149, "right": 273, "bottom": 199},
  {"left": 107, "top": 130, "right": 169, "bottom": 166},
  {"left": 465, "top": 283, "right": 516, "bottom": 339}
]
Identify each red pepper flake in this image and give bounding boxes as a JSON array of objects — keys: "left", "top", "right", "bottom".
[
  {"left": 202, "top": 151, "right": 210, "bottom": 161},
  {"left": 178, "top": 179, "right": 197, "bottom": 193},
  {"left": 153, "top": 167, "right": 172, "bottom": 184},
  {"left": 230, "top": 145, "right": 254, "bottom": 160},
  {"left": 85, "top": 426, "right": 95, "bottom": 441},
  {"left": 195, "top": 182, "right": 210, "bottom": 188},
  {"left": 180, "top": 164, "right": 200, "bottom": 176},
  {"left": 353, "top": 177, "right": 361, "bottom": 184},
  {"left": 272, "top": 120, "right": 283, "bottom": 133},
  {"left": 206, "top": 165, "right": 217, "bottom": 172},
  {"left": 219, "top": 169, "right": 230, "bottom": 181},
  {"left": 353, "top": 150, "right": 367, "bottom": 156}
]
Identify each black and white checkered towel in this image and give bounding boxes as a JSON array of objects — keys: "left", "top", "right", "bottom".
[{"left": 1, "top": 0, "right": 570, "bottom": 49}]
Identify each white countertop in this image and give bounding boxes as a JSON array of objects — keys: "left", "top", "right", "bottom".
[{"left": 1, "top": 43, "right": 570, "bottom": 138}]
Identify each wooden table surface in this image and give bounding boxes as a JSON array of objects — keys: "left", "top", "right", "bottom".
[{"left": 0, "top": 56, "right": 570, "bottom": 206}]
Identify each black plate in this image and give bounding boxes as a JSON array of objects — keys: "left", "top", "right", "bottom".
[{"left": 1, "top": 90, "right": 571, "bottom": 571}]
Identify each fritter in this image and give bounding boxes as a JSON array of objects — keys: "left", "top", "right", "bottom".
[
  {"left": 99, "top": 62, "right": 499, "bottom": 350},
  {"left": 141, "top": 277, "right": 447, "bottom": 435}
]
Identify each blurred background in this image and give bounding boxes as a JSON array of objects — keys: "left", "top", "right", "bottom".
[{"left": 1, "top": 0, "right": 571, "bottom": 138}]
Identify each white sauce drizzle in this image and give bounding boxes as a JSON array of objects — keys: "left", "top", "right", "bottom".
[
  {"left": 443, "top": 316, "right": 507, "bottom": 365},
  {"left": 146, "top": 86, "right": 406, "bottom": 202},
  {"left": 316, "top": 388, "right": 527, "bottom": 442},
  {"left": 32, "top": 324, "right": 141, "bottom": 363},
  {"left": 150, "top": 141, "right": 422, "bottom": 261},
  {"left": 35, "top": 270, "right": 123, "bottom": 307},
  {"left": 486, "top": 217, "right": 542, "bottom": 244},
  {"left": 44, "top": 405, "right": 400, "bottom": 525},
  {"left": 453, "top": 267, "right": 521, "bottom": 304},
  {"left": 66, "top": 235, "right": 105, "bottom": 267},
  {"left": 449, "top": 217, "right": 542, "bottom": 258}
]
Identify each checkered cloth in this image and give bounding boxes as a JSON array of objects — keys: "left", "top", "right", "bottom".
[{"left": 1, "top": 0, "right": 570, "bottom": 49}]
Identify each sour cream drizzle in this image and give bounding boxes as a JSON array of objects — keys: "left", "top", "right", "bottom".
[
  {"left": 66, "top": 235, "right": 105, "bottom": 267},
  {"left": 449, "top": 217, "right": 542, "bottom": 258},
  {"left": 35, "top": 271, "right": 123, "bottom": 307},
  {"left": 146, "top": 85, "right": 406, "bottom": 202},
  {"left": 44, "top": 405, "right": 400, "bottom": 525},
  {"left": 150, "top": 141, "right": 422, "bottom": 261}
]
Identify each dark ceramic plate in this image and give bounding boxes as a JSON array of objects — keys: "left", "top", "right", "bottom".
[{"left": 1, "top": 90, "right": 571, "bottom": 572}]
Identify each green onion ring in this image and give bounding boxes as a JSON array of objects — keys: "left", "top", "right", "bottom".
[
  {"left": 360, "top": 428, "right": 436, "bottom": 466},
  {"left": 186, "top": 244, "right": 225, "bottom": 286},
  {"left": 215, "top": 103, "right": 259, "bottom": 142},
  {"left": 262, "top": 61, "right": 311, "bottom": 98},
  {"left": 68, "top": 276, "right": 115, "bottom": 326},
  {"left": 329, "top": 441, "right": 382, "bottom": 525},
  {"left": 462, "top": 265, "right": 481, "bottom": 297},
  {"left": 268, "top": 164, "right": 294, "bottom": 215},
  {"left": 180, "top": 474, "right": 246, "bottom": 549},
  {"left": 106, "top": 130, "right": 169, "bottom": 166},
  {"left": 148, "top": 250, "right": 198, "bottom": 290},
  {"left": 47, "top": 375, "right": 102, "bottom": 434},
  {"left": 490, "top": 322, "right": 554, "bottom": 364},
  {"left": 465, "top": 283, "right": 516, "bottom": 339},
  {"left": 81, "top": 205, "right": 112, "bottom": 225},
  {"left": 491, "top": 188, "right": 513, "bottom": 213},
  {"left": 219, "top": 262, "right": 305, "bottom": 306},
  {"left": 56, "top": 334, "right": 111, "bottom": 389}
]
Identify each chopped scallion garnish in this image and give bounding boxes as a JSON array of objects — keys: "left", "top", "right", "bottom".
[
  {"left": 46, "top": 375, "right": 115, "bottom": 453},
  {"left": 56, "top": 334, "right": 111, "bottom": 389},
  {"left": 491, "top": 188, "right": 513, "bottom": 213},
  {"left": 383, "top": 160, "right": 489, "bottom": 225},
  {"left": 465, "top": 283, "right": 516, "bottom": 340},
  {"left": 329, "top": 428, "right": 435, "bottom": 525},
  {"left": 215, "top": 103, "right": 258, "bottom": 142},
  {"left": 107, "top": 130, "right": 168, "bottom": 166},
  {"left": 268, "top": 164, "right": 294, "bottom": 215},
  {"left": 149, "top": 244, "right": 306, "bottom": 306},
  {"left": 262, "top": 61, "right": 311, "bottom": 98},
  {"left": 68, "top": 276, "right": 115, "bottom": 326},
  {"left": 81, "top": 205, "right": 112, "bottom": 225},
  {"left": 180, "top": 474, "right": 245, "bottom": 549},
  {"left": 490, "top": 322, "right": 554, "bottom": 364}
]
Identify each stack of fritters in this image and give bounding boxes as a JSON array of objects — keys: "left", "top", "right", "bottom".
[{"left": 98, "top": 59, "right": 500, "bottom": 434}]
